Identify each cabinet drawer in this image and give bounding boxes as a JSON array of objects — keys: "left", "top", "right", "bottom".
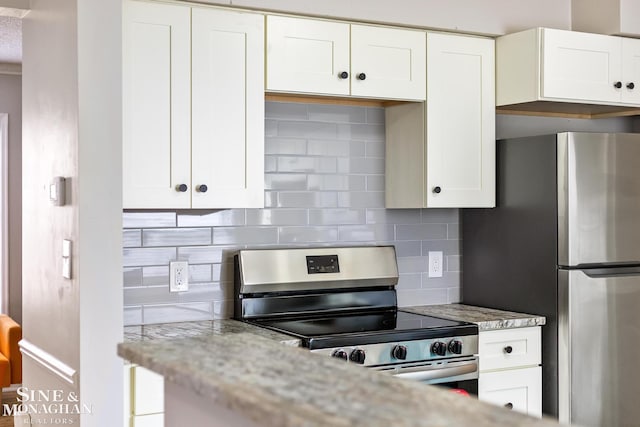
[
  {"left": 478, "top": 327, "right": 541, "bottom": 371},
  {"left": 133, "top": 366, "right": 164, "bottom": 415},
  {"left": 479, "top": 366, "right": 542, "bottom": 418}
]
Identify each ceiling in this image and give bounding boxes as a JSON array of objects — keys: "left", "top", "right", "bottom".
[{"left": 0, "top": 16, "right": 22, "bottom": 64}]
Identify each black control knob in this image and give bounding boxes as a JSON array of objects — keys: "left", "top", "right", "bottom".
[
  {"left": 448, "top": 340, "right": 463, "bottom": 355},
  {"left": 614, "top": 81, "right": 623, "bottom": 89},
  {"left": 176, "top": 184, "right": 188, "bottom": 193},
  {"left": 197, "top": 184, "right": 208, "bottom": 193},
  {"left": 504, "top": 346, "right": 513, "bottom": 354},
  {"left": 331, "top": 349, "right": 348, "bottom": 361},
  {"left": 505, "top": 402, "right": 514, "bottom": 410},
  {"left": 339, "top": 71, "right": 349, "bottom": 79},
  {"left": 431, "top": 341, "right": 447, "bottom": 357},
  {"left": 628, "top": 82, "right": 635, "bottom": 90},
  {"left": 349, "top": 349, "right": 366, "bottom": 364},
  {"left": 357, "top": 73, "right": 366, "bottom": 81},
  {"left": 433, "top": 186, "right": 442, "bottom": 194},
  {"left": 391, "top": 345, "right": 408, "bottom": 360}
]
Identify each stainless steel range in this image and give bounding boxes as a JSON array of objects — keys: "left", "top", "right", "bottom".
[{"left": 234, "top": 245, "right": 479, "bottom": 393}]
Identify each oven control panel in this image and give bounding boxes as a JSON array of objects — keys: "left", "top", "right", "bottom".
[
  {"left": 306, "top": 255, "right": 340, "bottom": 274},
  {"left": 312, "top": 335, "right": 478, "bottom": 367}
]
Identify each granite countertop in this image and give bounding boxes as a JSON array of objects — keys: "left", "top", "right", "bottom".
[
  {"left": 402, "top": 304, "right": 546, "bottom": 331},
  {"left": 123, "top": 319, "right": 301, "bottom": 346},
  {"left": 118, "top": 321, "right": 565, "bottom": 427}
]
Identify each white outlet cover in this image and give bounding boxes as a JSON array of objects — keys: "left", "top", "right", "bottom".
[
  {"left": 428, "top": 251, "right": 443, "bottom": 278},
  {"left": 170, "top": 261, "right": 189, "bottom": 292}
]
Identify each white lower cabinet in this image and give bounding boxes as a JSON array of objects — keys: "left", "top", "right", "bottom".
[
  {"left": 477, "top": 327, "right": 542, "bottom": 418},
  {"left": 125, "top": 365, "right": 164, "bottom": 427},
  {"left": 479, "top": 366, "right": 542, "bottom": 416}
]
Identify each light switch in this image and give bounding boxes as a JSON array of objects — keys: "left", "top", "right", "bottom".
[
  {"left": 62, "top": 239, "right": 72, "bottom": 279},
  {"left": 50, "top": 177, "right": 66, "bottom": 206}
]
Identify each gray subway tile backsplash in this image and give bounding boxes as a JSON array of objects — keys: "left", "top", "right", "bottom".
[
  {"left": 142, "top": 228, "right": 212, "bottom": 247},
  {"left": 123, "top": 230, "right": 142, "bottom": 248},
  {"left": 307, "top": 104, "right": 366, "bottom": 123},
  {"left": 177, "top": 210, "right": 246, "bottom": 227},
  {"left": 122, "top": 102, "right": 462, "bottom": 326}
]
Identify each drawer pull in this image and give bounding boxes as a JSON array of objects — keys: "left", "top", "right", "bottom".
[
  {"left": 505, "top": 402, "right": 513, "bottom": 410},
  {"left": 503, "top": 346, "right": 513, "bottom": 354}
]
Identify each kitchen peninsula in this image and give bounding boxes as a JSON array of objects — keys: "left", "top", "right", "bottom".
[{"left": 118, "top": 318, "right": 563, "bottom": 427}]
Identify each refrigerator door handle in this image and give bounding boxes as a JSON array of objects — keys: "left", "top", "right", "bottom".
[{"left": 581, "top": 266, "right": 640, "bottom": 278}]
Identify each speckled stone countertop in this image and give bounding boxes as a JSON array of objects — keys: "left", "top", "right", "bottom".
[
  {"left": 118, "top": 326, "right": 565, "bottom": 427},
  {"left": 402, "top": 304, "right": 546, "bottom": 331},
  {"left": 123, "top": 319, "right": 301, "bottom": 346}
]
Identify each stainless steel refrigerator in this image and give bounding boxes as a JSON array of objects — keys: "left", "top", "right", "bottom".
[{"left": 462, "top": 132, "right": 640, "bottom": 426}]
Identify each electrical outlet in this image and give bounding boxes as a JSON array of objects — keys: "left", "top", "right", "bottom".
[
  {"left": 428, "top": 251, "right": 443, "bottom": 278},
  {"left": 170, "top": 261, "right": 189, "bottom": 292}
]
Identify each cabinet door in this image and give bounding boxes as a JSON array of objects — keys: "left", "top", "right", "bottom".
[
  {"left": 426, "top": 33, "right": 495, "bottom": 207},
  {"left": 133, "top": 366, "right": 164, "bottom": 415},
  {"left": 542, "top": 28, "right": 622, "bottom": 103},
  {"left": 351, "top": 25, "right": 426, "bottom": 101},
  {"left": 479, "top": 367, "right": 542, "bottom": 418},
  {"left": 266, "top": 16, "right": 350, "bottom": 96},
  {"left": 191, "top": 8, "right": 265, "bottom": 208},
  {"left": 123, "top": 1, "right": 191, "bottom": 209},
  {"left": 621, "top": 37, "right": 640, "bottom": 104}
]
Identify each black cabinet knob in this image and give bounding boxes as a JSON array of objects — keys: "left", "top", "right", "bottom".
[
  {"left": 349, "top": 349, "right": 366, "bottom": 364},
  {"left": 505, "top": 403, "right": 514, "bottom": 410},
  {"left": 331, "top": 349, "right": 348, "bottom": 361},
  {"left": 627, "top": 82, "right": 635, "bottom": 89},
  {"left": 357, "top": 73, "right": 366, "bottom": 81},
  {"left": 176, "top": 184, "right": 188, "bottom": 193},
  {"left": 614, "top": 81, "right": 623, "bottom": 89},
  {"left": 339, "top": 71, "right": 349, "bottom": 79},
  {"left": 391, "top": 345, "right": 408, "bottom": 360},
  {"left": 504, "top": 345, "right": 513, "bottom": 354},
  {"left": 433, "top": 186, "right": 442, "bottom": 194},
  {"left": 197, "top": 184, "right": 208, "bottom": 193}
]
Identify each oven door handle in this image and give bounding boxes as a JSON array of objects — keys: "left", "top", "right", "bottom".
[{"left": 393, "top": 361, "right": 478, "bottom": 382}]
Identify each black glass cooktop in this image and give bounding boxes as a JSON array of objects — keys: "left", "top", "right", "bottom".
[{"left": 250, "top": 309, "right": 478, "bottom": 350}]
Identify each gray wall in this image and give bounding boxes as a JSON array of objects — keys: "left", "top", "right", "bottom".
[
  {"left": 0, "top": 73, "right": 21, "bottom": 324},
  {"left": 123, "top": 102, "right": 462, "bottom": 326}
]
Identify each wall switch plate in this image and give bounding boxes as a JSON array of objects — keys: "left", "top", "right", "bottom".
[
  {"left": 62, "top": 239, "right": 72, "bottom": 279},
  {"left": 169, "top": 261, "right": 189, "bottom": 292},
  {"left": 50, "top": 177, "right": 66, "bottom": 206},
  {"left": 428, "top": 251, "right": 443, "bottom": 278}
]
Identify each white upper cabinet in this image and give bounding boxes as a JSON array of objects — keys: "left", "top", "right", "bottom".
[
  {"left": 497, "top": 27, "right": 640, "bottom": 108},
  {"left": 123, "top": 1, "right": 264, "bottom": 209},
  {"left": 266, "top": 16, "right": 350, "bottom": 96},
  {"left": 266, "top": 15, "right": 426, "bottom": 101},
  {"left": 542, "top": 29, "right": 622, "bottom": 103},
  {"left": 385, "top": 33, "right": 495, "bottom": 208},
  {"left": 191, "top": 8, "right": 264, "bottom": 209},
  {"left": 123, "top": 1, "right": 191, "bottom": 209},
  {"left": 350, "top": 25, "right": 426, "bottom": 100},
  {"left": 621, "top": 37, "right": 640, "bottom": 104}
]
